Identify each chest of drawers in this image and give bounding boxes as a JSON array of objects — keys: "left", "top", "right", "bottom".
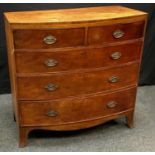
[{"left": 4, "top": 6, "right": 147, "bottom": 147}]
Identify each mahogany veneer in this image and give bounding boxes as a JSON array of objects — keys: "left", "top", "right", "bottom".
[
  {"left": 15, "top": 42, "right": 142, "bottom": 74},
  {"left": 20, "top": 87, "right": 136, "bottom": 126},
  {"left": 17, "top": 63, "right": 139, "bottom": 100},
  {"left": 14, "top": 28, "right": 85, "bottom": 49},
  {"left": 4, "top": 6, "right": 147, "bottom": 147}
]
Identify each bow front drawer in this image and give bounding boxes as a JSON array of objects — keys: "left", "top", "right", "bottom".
[
  {"left": 17, "top": 63, "right": 139, "bottom": 100},
  {"left": 88, "top": 21, "right": 145, "bottom": 45},
  {"left": 13, "top": 28, "right": 85, "bottom": 49},
  {"left": 19, "top": 87, "right": 136, "bottom": 126},
  {"left": 15, "top": 41, "right": 142, "bottom": 74}
]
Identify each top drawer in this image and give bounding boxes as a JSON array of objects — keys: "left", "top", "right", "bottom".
[
  {"left": 13, "top": 28, "right": 85, "bottom": 49},
  {"left": 88, "top": 21, "right": 145, "bottom": 45}
]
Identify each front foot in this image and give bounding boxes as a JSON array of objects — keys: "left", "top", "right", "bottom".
[
  {"left": 19, "top": 127, "right": 31, "bottom": 147},
  {"left": 126, "top": 111, "right": 134, "bottom": 128}
]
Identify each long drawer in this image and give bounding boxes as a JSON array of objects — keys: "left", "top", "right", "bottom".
[
  {"left": 17, "top": 63, "right": 139, "bottom": 100},
  {"left": 19, "top": 87, "right": 137, "bottom": 126},
  {"left": 15, "top": 42, "right": 142, "bottom": 74}
]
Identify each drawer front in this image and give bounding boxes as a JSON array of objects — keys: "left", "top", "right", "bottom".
[
  {"left": 13, "top": 28, "right": 85, "bottom": 49},
  {"left": 19, "top": 87, "right": 136, "bottom": 126},
  {"left": 17, "top": 63, "right": 139, "bottom": 100},
  {"left": 15, "top": 42, "right": 142, "bottom": 74},
  {"left": 88, "top": 21, "right": 145, "bottom": 45}
]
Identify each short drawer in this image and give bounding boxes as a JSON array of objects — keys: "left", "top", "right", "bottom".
[
  {"left": 13, "top": 28, "right": 85, "bottom": 49},
  {"left": 15, "top": 41, "right": 142, "bottom": 74},
  {"left": 19, "top": 87, "right": 136, "bottom": 126},
  {"left": 88, "top": 21, "right": 145, "bottom": 45},
  {"left": 17, "top": 63, "right": 139, "bottom": 100}
]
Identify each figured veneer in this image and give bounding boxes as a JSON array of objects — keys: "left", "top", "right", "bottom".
[
  {"left": 13, "top": 28, "right": 85, "bottom": 49},
  {"left": 87, "top": 21, "right": 145, "bottom": 45},
  {"left": 15, "top": 41, "right": 142, "bottom": 74},
  {"left": 19, "top": 87, "right": 136, "bottom": 126},
  {"left": 17, "top": 63, "right": 139, "bottom": 101}
]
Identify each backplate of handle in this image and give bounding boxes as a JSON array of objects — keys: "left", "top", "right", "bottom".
[
  {"left": 43, "top": 35, "right": 57, "bottom": 45},
  {"left": 44, "top": 59, "right": 58, "bottom": 67},
  {"left": 44, "top": 83, "right": 58, "bottom": 91},
  {"left": 106, "top": 101, "right": 118, "bottom": 108},
  {"left": 113, "top": 30, "right": 124, "bottom": 39},
  {"left": 108, "top": 76, "right": 119, "bottom": 83},
  {"left": 111, "top": 52, "right": 122, "bottom": 60},
  {"left": 46, "top": 110, "right": 58, "bottom": 117}
]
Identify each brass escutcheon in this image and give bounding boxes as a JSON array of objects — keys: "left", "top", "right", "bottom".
[
  {"left": 107, "top": 101, "right": 118, "bottom": 108},
  {"left": 108, "top": 76, "right": 119, "bottom": 83},
  {"left": 44, "top": 59, "right": 58, "bottom": 67},
  {"left": 113, "top": 30, "right": 124, "bottom": 39},
  {"left": 111, "top": 52, "right": 122, "bottom": 60},
  {"left": 46, "top": 110, "right": 58, "bottom": 117},
  {"left": 44, "top": 83, "right": 58, "bottom": 91},
  {"left": 43, "top": 35, "right": 57, "bottom": 45}
]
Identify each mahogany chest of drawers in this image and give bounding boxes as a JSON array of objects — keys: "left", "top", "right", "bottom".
[{"left": 4, "top": 6, "right": 147, "bottom": 147}]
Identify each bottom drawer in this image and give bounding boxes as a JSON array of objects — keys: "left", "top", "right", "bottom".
[{"left": 19, "top": 87, "right": 137, "bottom": 126}]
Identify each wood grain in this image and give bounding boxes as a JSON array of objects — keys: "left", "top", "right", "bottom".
[
  {"left": 88, "top": 21, "right": 144, "bottom": 45},
  {"left": 4, "top": 6, "right": 147, "bottom": 24},
  {"left": 15, "top": 41, "right": 142, "bottom": 74},
  {"left": 14, "top": 28, "right": 85, "bottom": 49},
  {"left": 18, "top": 109, "right": 134, "bottom": 147},
  {"left": 4, "top": 18, "right": 19, "bottom": 124},
  {"left": 17, "top": 63, "right": 139, "bottom": 100},
  {"left": 19, "top": 87, "right": 136, "bottom": 126}
]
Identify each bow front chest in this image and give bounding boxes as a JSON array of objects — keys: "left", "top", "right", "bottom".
[{"left": 4, "top": 6, "right": 147, "bottom": 147}]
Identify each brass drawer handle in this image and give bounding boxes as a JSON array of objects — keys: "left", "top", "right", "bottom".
[
  {"left": 113, "top": 30, "right": 124, "bottom": 39},
  {"left": 44, "top": 83, "right": 58, "bottom": 91},
  {"left": 43, "top": 35, "right": 57, "bottom": 45},
  {"left": 107, "top": 101, "right": 118, "bottom": 108},
  {"left": 108, "top": 76, "right": 119, "bottom": 83},
  {"left": 44, "top": 59, "right": 58, "bottom": 67},
  {"left": 111, "top": 52, "right": 122, "bottom": 60},
  {"left": 46, "top": 110, "right": 58, "bottom": 117}
]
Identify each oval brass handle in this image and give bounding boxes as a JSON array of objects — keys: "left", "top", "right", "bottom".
[
  {"left": 113, "top": 30, "right": 124, "bottom": 39},
  {"left": 44, "top": 59, "right": 58, "bottom": 67},
  {"left": 46, "top": 110, "right": 58, "bottom": 117},
  {"left": 107, "top": 101, "right": 118, "bottom": 108},
  {"left": 44, "top": 83, "right": 58, "bottom": 91},
  {"left": 108, "top": 76, "right": 119, "bottom": 83},
  {"left": 43, "top": 35, "right": 57, "bottom": 45},
  {"left": 111, "top": 52, "right": 122, "bottom": 60}
]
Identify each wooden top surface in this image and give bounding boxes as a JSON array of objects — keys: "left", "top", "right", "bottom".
[{"left": 4, "top": 6, "right": 147, "bottom": 24}]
